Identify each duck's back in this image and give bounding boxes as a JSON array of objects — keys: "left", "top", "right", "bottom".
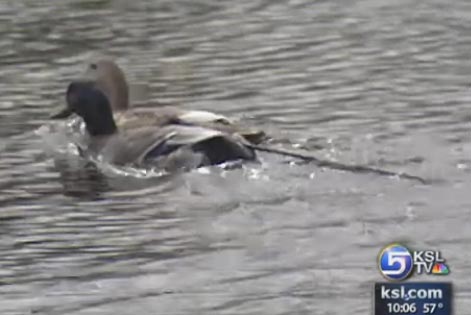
[
  {"left": 113, "top": 107, "right": 182, "bottom": 129},
  {"left": 114, "top": 106, "right": 266, "bottom": 144}
]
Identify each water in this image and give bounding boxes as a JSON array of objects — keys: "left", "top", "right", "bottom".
[{"left": 1, "top": 0, "right": 471, "bottom": 314}]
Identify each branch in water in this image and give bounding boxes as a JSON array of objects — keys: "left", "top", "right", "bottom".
[{"left": 248, "top": 144, "right": 428, "bottom": 184}]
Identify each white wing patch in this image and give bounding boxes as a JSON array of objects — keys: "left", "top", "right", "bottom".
[{"left": 178, "top": 110, "right": 233, "bottom": 125}]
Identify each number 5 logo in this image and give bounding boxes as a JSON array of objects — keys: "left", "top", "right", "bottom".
[
  {"left": 383, "top": 251, "right": 409, "bottom": 275},
  {"left": 378, "top": 244, "right": 413, "bottom": 281}
]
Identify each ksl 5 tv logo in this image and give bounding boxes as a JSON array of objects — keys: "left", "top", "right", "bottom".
[{"left": 378, "top": 243, "right": 450, "bottom": 281}]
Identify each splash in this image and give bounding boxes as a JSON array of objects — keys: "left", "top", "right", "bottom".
[{"left": 35, "top": 117, "right": 86, "bottom": 156}]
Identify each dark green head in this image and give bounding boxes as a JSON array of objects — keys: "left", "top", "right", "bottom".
[{"left": 52, "top": 82, "right": 117, "bottom": 136}]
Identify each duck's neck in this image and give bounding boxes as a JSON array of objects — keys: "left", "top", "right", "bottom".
[{"left": 82, "top": 111, "right": 117, "bottom": 136}]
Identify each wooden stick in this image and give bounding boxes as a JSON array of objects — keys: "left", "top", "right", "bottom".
[{"left": 248, "top": 144, "right": 428, "bottom": 184}]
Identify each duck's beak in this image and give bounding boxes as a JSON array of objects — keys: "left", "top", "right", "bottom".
[{"left": 50, "top": 106, "right": 73, "bottom": 119}]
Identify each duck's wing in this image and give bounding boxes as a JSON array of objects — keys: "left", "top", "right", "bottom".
[
  {"left": 101, "top": 124, "right": 255, "bottom": 169},
  {"left": 99, "top": 125, "right": 225, "bottom": 165},
  {"left": 96, "top": 129, "right": 173, "bottom": 166},
  {"left": 177, "top": 110, "right": 233, "bottom": 125},
  {"left": 151, "top": 125, "right": 256, "bottom": 167},
  {"left": 114, "top": 107, "right": 222, "bottom": 129},
  {"left": 115, "top": 107, "right": 267, "bottom": 144},
  {"left": 176, "top": 110, "right": 266, "bottom": 144}
]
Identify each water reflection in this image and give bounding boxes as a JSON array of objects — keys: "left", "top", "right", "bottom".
[{"left": 53, "top": 157, "right": 109, "bottom": 198}]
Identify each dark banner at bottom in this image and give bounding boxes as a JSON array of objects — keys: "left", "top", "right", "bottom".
[{"left": 374, "top": 282, "right": 452, "bottom": 315}]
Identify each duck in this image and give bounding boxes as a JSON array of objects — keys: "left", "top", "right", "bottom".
[
  {"left": 52, "top": 59, "right": 266, "bottom": 144},
  {"left": 55, "top": 81, "right": 256, "bottom": 171}
]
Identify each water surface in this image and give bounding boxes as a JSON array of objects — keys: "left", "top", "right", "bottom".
[{"left": 1, "top": 0, "right": 471, "bottom": 314}]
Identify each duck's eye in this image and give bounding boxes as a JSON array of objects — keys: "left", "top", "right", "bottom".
[{"left": 89, "top": 63, "right": 98, "bottom": 70}]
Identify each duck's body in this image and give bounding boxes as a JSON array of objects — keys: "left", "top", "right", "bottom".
[
  {"left": 89, "top": 124, "right": 255, "bottom": 169},
  {"left": 57, "top": 82, "right": 256, "bottom": 171},
  {"left": 53, "top": 59, "right": 265, "bottom": 144}
]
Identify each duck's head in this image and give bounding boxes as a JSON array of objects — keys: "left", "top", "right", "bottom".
[
  {"left": 85, "top": 59, "right": 129, "bottom": 111},
  {"left": 53, "top": 82, "right": 117, "bottom": 136},
  {"left": 53, "top": 59, "right": 129, "bottom": 116}
]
